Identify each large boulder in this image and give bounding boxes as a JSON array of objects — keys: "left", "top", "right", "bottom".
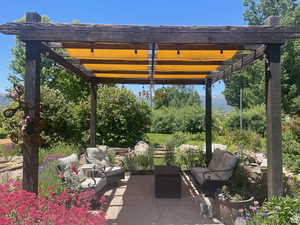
[
  {"left": 0, "top": 156, "right": 23, "bottom": 184},
  {"left": 133, "top": 141, "right": 149, "bottom": 155}
]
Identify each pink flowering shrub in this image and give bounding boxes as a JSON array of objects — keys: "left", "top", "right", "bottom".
[{"left": 0, "top": 180, "right": 106, "bottom": 225}]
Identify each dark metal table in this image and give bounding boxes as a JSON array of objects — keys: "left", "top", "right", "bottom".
[{"left": 154, "top": 165, "right": 181, "bottom": 198}]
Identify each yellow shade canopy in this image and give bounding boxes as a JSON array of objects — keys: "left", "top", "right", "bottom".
[{"left": 65, "top": 43, "right": 238, "bottom": 82}]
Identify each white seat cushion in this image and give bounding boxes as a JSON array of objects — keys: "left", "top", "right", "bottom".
[
  {"left": 57, "top": 153, "right": 79, "bottom": 169},
  {"left": 80, "top": 177, "right": 107, "bottom": 193},
  {"left": 104, "top": 166, "right": 124, "bottom": 177}
]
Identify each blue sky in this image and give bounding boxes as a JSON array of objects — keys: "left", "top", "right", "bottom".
[{"left": 0, "top": 0, "right": 247, "bottom": 96}]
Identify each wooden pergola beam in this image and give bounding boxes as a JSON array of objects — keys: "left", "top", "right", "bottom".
[
  {"left": 71, "top": 59, "right": 230, "bottom": 66},
  {"left": 210, "top": 45, "right": 265, "bottom": 82},
  {"left": 1, "top": 22, "right": 299, "bottom": 43},
  {"left": 47, "top": 42, "right": 258, "bottom": 50},
  {"left": 94, "top": 78, "right": 205, "bottom": 84},
  {"left": 40, "top": 44, "right": 93, "bottom": 81},
  {"left": 92, "top": 70, "right": 213, "bottom": 75}
]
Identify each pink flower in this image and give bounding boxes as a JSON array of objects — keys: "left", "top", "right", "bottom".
[
  {"left": 238, "top": 208, "right": 244, "bottom": 213},
  {"left": 58, "top": 173, "right": 65, "bottom": 179},
  {"left": 71, "top": 166, "right": 79, "bottom": 175},
  {"left": 254, "top": 201, "right": 259, "bottom": 206},
  {"left": 0, "top": 179, "right": 106, "bottom": 225},
  {"left": 250, "top": 206, "right": 257, "bottom": 211}
]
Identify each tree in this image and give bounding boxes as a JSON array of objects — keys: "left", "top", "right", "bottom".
[
  {"left": 243, "top": 0, "right": 297, "bottom": 25},
  {"left": 153, "top": 85, "right": 201, "bottom": 109},
  {"left": 224, "top": 0, "right": 300, "bottom": 114},
  {"left": 94, "top": 86, "right": 151, "bottom": 147},
  {"left": 9, "top": 16, "right": 89, "bottom": 103}
]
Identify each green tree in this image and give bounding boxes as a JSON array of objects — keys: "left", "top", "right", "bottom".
[
  {"left": 243, "top": 0, "right": 297, "bottom": 25},
  {"left": 153, "top": 85, "right": 201, "bottom": 109},
  {"left": 224, "top": 0, "right": 300, "bottom": 114},
  {"left": 9, "top": 16, "right": 89, "bottom": 103},
  {"left": 94, "top": 86, "right": 152, "bottom": 147}
]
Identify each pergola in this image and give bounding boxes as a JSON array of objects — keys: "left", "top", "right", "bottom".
[{"left": 1, "top": 12, "right": 299, "bottom": 199}]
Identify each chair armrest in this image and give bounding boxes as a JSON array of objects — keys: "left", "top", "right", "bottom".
[{"left": 203, "top": 168, "right": 234, "bottom": 180}]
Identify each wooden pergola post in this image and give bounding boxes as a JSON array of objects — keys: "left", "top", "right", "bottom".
[
  {"left": 265, "top": 44, "right": 283, "bottom": 198},
  {"left": 264, "top": 16, "right": 283, "bottom": 199},
  {"left": 205, "top": 78, "right": 212, "bottom": 165},
  {"left": 90, "top": 82, "right": 97, "bottom": 147},
  {"left": 23, "top": 12, "right": 41, "bottom": 194}
]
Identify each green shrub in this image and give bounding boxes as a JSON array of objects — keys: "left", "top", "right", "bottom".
[
  {"left": 94, "top": 86, "right": 151, "bottom": 147},
  {"left": 150, "top": 106, "right": 205, "bottom": 134},
  {"left": 250, "top": 197, "right": 300, "bottom": 225},
  {"left": 224, "top": 104, "right": 266, "bottom": 136},
  {"left": 1, "top": 86, "right": 151, "bottom": 148},
  {"left": 123, "top": 149, "right": 154, "bottom": 171},
  {"left": 217, "top": 129, "right": 265, "bottom": 152},
  {"left": 174, "top": 149, "right": 205, "bottom": 169}
]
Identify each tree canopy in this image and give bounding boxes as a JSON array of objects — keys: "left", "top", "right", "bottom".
[
  {"left": 153, "top": 86, "right": 201, "bottom": 109},
  {"left": 224, "top": 0, "right": 300, "bottom": 114}
]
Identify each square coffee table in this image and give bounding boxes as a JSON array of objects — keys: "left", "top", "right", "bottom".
[{"left": 154, "top": 165, "right": 181, "bottom": 198}]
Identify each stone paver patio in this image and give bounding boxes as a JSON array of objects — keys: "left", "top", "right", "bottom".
[{"left": 104, "top": 174, "right": 222, "bottom": 225}]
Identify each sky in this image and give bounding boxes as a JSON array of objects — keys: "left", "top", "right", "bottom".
[{"left": 0, "top": 0, "right": 247, "bottom": 96}]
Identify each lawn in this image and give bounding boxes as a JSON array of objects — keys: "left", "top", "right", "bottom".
[{"left": 146, "top": 132, "right": 205, "bottom": 147}]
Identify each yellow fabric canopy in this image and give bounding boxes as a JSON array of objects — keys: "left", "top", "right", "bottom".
[{"left": 65, "top": 43, "right": 238, "bottom": 81}]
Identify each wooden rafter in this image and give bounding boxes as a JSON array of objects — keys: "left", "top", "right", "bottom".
[
  {"left": 71, "top": 59, "right": 229, "bottom": 66},
  {"left": 47, "top": 42, "right": 258, "bottom": 50},
  {"left": 0, "top": 22, "right": 299, "bottom": 43},
  {"left": 92, "top": 70, "right": 213, "bottom": 75},
  {"left": 210, "top": 45, "right": 266, "bottom": 82},
  {"left": 40, "top": 44, "right": 93, "bottom": 81},
  {"left": 95, "top": 78, "right": 205, "bottom": 84}
]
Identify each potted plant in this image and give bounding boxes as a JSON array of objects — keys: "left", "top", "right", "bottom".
[{"left": 215, "top": 185, "right": 255, "bottom": 225}]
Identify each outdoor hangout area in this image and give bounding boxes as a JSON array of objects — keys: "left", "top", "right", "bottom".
[{"left": 1, "top": 3, "right": 300, "bottom": 224}]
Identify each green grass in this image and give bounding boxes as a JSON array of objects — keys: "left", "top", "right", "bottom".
[
  {"left": 38, "top": 161, "right": 65, "bottom": 197},
  {"left": 146, "top": 132, "right": 204, "bottom": 147},
  {"left": 0, "top": 128, "right": 8, "bottom": 139},
  {"left": 39, "top": 142, "right": 80, "bottom": 164}
]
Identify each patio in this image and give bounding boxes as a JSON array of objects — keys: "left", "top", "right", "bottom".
[{"left": 104, "top": 174, "right": 222, "bottom": 225}]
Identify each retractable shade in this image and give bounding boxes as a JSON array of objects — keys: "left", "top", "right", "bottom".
[{"left": 64, "top": 42, "right": 238, "bottom": 83}]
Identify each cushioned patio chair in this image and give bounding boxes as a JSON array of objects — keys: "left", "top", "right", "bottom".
[
  {"left": 56, "top": 153, "right": 107, "bottom": 193},
  {"left": 85, "top": 147, "right": 125, "bottom": 185},
  {"left": 190, "top": 149, "right": 239, "bottom": 196}
]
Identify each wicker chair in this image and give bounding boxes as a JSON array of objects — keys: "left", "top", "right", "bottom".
[{"left": 85, "top": 147, "right": 125, "bottom": 185}]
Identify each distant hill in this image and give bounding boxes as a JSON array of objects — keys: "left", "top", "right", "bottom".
[
  {"left": 200, "top": 94, "right": 233, "bottom": 112},
  {"left": 0, "top": 94, "right": 10, "bottom": 107}
]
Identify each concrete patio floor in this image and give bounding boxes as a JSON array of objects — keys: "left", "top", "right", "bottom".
[{"left": 104, "top": 174, "right": 222, "bottom": 225}]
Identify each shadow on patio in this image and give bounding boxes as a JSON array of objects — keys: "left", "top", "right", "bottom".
[{"left": 103, "top": 174, "right": 221, "bottom": 225}]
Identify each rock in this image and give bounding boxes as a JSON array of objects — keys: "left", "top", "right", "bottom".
[
  {"left": 175, "top": 144, "right": 200, "bottom": 151},
  {"left": 202, "top": 143, "right": 227, "bottom": 152},
  {"left": 107, "top": 147, "right": 130, "bottom": 155},
  {"left": 133, "top": 141, "right": 149, "bottom": 155},
  {"left": 97, "top": 145, "right": 109, "bottom": 153},
  {"left": 0, "top": 156, "right": 23, "bottom": 183},
  {"left": 260, "top": 159, "right": 268, "bottom": 168}
]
